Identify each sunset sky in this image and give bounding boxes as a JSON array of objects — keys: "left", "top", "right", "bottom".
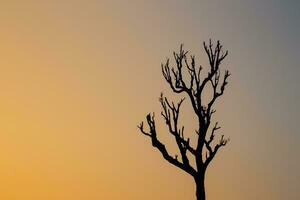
[{"left": 0, "top": 1, "right": 299, "bottom": 199}]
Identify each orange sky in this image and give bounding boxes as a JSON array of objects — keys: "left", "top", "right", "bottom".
[{"left": 0, "top": 1, "right": 299, "bottom": 200}]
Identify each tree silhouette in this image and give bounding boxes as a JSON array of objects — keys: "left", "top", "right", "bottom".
[{"left": 138, "top": 40, "right": 230, "bottom": 200}]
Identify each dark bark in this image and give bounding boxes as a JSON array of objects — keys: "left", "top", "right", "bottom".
[
  {"left": 138, "top": 40, "right": 230, "bottom": 200},
  {"left": 195, "top": 174, "right": 206, "bottom": 200}
]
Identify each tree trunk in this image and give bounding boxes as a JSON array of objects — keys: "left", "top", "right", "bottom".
[{"left": 195, "top": 175, "right": 206, "bottom": 200}]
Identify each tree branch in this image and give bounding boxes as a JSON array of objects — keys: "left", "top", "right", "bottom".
[
  {"left": 161, "top": 45, "right": 199, "bottom": 114},
  {"left": 159, "top": 93, "right": 197, "bottom": 157},
  {"left": 138, "top": 113, "right": 197, "bottom": 177},
  {"left": 204, "top": 122, "right": 229, "bottom": 167}
]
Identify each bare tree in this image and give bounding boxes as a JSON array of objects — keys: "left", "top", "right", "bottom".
[{"left": 138, "top": 40, "right": 230, "bottom": 200}]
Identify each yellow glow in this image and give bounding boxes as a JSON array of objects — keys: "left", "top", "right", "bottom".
[{"left": 0, "top": 1, "right": 297, "bottom": 199}]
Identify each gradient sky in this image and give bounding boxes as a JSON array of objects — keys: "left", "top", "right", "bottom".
[{"left": 0, "top": 1, "right": 299, "bottom": 199}]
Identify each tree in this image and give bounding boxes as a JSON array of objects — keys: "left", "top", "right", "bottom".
[{"left": 138, "top": 40, "right": 230, "bottom": 200}]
